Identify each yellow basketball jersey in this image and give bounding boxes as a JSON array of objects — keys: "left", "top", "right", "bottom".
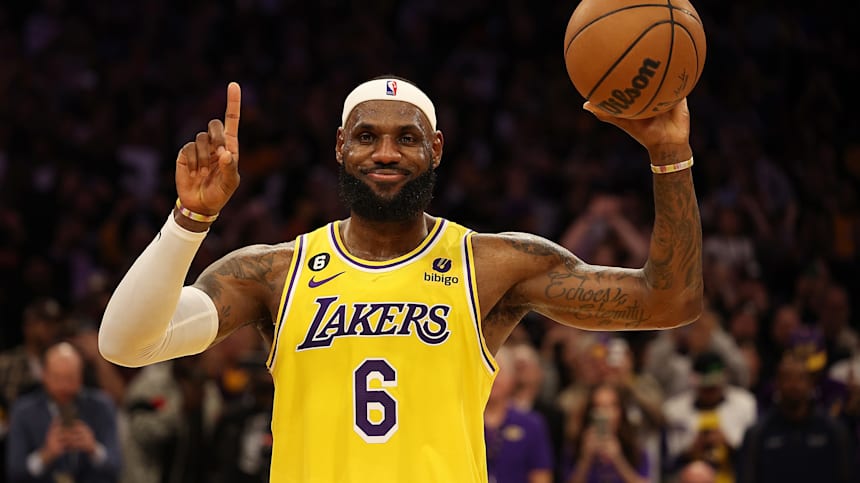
[{"left": 266, "top": 218, "right": 497, "bottom": 483}]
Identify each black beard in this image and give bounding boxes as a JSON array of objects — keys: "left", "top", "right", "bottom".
[{"left": 337, "top": 165, "right": 436, "bottom": 222}]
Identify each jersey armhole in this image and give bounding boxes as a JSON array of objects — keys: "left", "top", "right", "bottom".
[
  {"left": 463, "top": 231, "right": 498, "bottom": 375},
  {"left": 267, "top": 235, "right": 307, "bottom": 373}
]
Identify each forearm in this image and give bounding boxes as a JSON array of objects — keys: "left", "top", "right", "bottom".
[
  {"left": 611, "top": 456, "right": 648, "bottom": 483},
  {"left": 568, "top": 455, "right": 594, "bottom": 483},
  {"left": 607, "top": 214, "right": 649, "bottom": 264},
  {"left": 99, "top": 215, "right": 218, "bottom": 367},
  {"left": 642, "top": 148, "right": 703, "bottom": 326},
  {"left": 625, "top": 382, "right": 665, "bottom": 428}
]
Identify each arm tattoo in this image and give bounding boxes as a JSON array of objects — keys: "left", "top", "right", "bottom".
[
  {"left": 502, "top": 235, "right": 651, "bottom": 329},
  {"left": 645, "top": 170, "right": 703, "bottom": 292},
  {"left": 502, "top": 234, "right": 562, "bottom": 257},
  {"left": 543, "top": 266, "right": 650, "bottom": 329},
  {"left": 212, "top": 251, "right": 276, "bottom": 283},
  {"left": 194, "top": 248, "right": 283, "bottom": 331}
]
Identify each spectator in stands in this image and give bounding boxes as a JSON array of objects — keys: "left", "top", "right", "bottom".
[
  {"left": 563, "top": 383, "right": 650, "bottom": 483},
  {"left": 736, "top": 353, "right": 855, "bottom": 483},
  {"left": 676, "top": 460, "right": 716, "bottom": 483},
  {"left": 815, "top": 284, "right": 857, "bottom": 369},
  {"left": 509, "top": 342, "right": 566, "bottom": 471},
  {"left": 5, "top": 342, "right": 121, "bottom": 482},
  {"left": 645, "top": 309, "right": 749, "bottom": 398},
  {"left": 485, "top": 346, "right": 554, "bottom": 483},
  {"left": 0, "top": 298, "right": 63, "bottom": 405},
  {"left": 210, "top": 354, "right": 274, "bottom": 483},
  {"left": 119, "top": 355, "right": 222, "bottom": 483},
  {"left": 663, "top": 352, "right": 757, "bottom": 482}
]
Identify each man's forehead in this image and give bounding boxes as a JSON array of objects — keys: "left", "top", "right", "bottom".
[{"left": 347, "top": 100, "right": 431, "bottom": 129}]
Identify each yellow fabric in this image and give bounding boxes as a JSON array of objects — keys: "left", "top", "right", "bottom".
[{"left": 267, "top": 218, "right": 497, "bottom": 482}]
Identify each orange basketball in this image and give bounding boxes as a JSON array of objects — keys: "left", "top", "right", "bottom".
[{"left": 564, "top": 0, "right": 706, "bottom": 119}]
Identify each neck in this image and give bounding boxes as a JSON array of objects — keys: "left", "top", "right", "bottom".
[
  {"left": 340, "top": 212, "right": 432, "bottom": 261},
  {"left": 513, "top": 389, "right": 537, "bottom": 411},
  {"left": 780, "top": 401, "right": 811, "bottom": 422}
]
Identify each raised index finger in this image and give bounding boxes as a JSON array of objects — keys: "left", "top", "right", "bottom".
[{"left": 224, "top": 82, "right": 241, "bottom": 154}]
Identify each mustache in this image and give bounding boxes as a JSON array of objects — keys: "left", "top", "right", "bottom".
[{"left": 337, "top": 165, "right": 436, "bottom": 222}]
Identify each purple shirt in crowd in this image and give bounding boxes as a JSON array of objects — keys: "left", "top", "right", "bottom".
[
  {"left": 485, "top": 406, "right": 554, "bottom": 483},
  {"left": 562, "top": 448, "right": 650, "bottom": 483}
]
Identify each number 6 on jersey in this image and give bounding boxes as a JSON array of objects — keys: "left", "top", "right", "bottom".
[{"left": 354, "top": 359, "right": 398, "bottom": 443}]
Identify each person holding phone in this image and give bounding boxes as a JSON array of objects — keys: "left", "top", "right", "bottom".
[
  {"left": 5, "top": 342, "right": 121, "bottom": 483},
  {"left": 564, "top": 383, "right": 649, "bottom": 483}
]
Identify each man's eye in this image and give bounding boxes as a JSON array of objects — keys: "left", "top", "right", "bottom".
[
  {"left": 400, "top": 135, "right": 415, "bottom": 144},
  {"left": 358, "top": 133, "right": 373, "bottom": 143}
]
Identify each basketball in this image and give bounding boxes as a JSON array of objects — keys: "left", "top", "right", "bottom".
[{"left": 564, "top": 0, "right": 706, "bottom": 119}]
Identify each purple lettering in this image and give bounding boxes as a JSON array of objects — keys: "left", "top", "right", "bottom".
[
  {"left": 320, "top": 304, "right": 348, "bottom": 338},
  {"left": 416, "top": 305, "right": 451, "bottom": 344},
  {"left": 296, "top": 296, "right": 339, "bottom": 350},
  {"left": 296, "top": 300, "right": 452, "bottom": 351},
  {"left": 345, "top": 303, "right": 377, "bottom": 335},
  {"left": 397, "top": 303, "right": 429, "bottom": 336}
]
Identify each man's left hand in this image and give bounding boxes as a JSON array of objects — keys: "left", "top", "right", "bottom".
[{"left": 64, "top": 421, "right": 97, "bottom": 455}]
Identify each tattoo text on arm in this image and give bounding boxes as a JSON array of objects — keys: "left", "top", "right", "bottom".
[{"left": 502, "top": 235, "right": 651, "bottom": 329}]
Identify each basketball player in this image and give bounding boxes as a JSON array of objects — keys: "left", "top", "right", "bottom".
[{"left": 99, "top": 78, "right": 702, "bottom": 482}]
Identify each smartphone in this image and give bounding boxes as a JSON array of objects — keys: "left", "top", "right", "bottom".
[
  {"left": 592, "top": 408, "right": 609, "bottom": 437},
  {"left": 58, "top": 403, "right": 77, "bottom": 427}
]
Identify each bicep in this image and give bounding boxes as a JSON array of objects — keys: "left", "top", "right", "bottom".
[{"left": 193, "top": 244, "right": 288, "bottom": 344}]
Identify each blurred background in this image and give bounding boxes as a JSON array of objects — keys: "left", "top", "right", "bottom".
[{"left": 0, "top": 1, "right": 858, "bottom": 482}]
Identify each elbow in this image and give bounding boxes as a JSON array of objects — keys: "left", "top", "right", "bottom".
[
  {"left": 676, "top": 294, "right": 704, "bottom": 328},
  {"left": 97, "top": 327, "right": 124, "bottom": 367},
  {"left": 98, "top": 321, "right": 144, "bottom": 368},
  {"left": 650, "top": 290, "right": 703, "bottom": 330}
]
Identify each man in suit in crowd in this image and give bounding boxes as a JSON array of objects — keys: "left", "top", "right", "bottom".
[{"left": 5, "top": 342, "right": 121, "bottom": 483}]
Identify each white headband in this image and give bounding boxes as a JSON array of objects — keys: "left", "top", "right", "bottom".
[{"left": 341, "top": 79, "right": 437, "bottom": 130}]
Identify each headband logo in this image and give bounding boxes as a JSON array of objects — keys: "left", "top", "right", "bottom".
[{"left": 385, "top": 80, "right": 397, "bottom": 96}]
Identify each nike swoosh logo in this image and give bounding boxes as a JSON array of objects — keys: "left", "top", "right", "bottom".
[{"left": 308, "top": 271, "right": 345, "bottom": 288}]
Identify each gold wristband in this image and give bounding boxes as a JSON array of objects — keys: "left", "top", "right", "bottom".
[
  {"left": 175, "top": 198, "right": 219, "bottom": 223},
  {"left": 651, "top": 156, "right": 694, "bottom": 174}
]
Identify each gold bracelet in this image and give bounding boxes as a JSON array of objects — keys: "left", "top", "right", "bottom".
[
  {"left": 651, "top": 156, "right": 694, "bottom": 174},
  {"left": 175, "top": 198, "right": 219, "bottom": 223}
]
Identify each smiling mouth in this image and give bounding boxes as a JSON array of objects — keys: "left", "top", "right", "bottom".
[{"left": 363, "top": 168, "right": 410, "bottom": 183}]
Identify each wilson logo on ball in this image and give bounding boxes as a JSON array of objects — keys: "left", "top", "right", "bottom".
[{"left": 597, "top": 58, "right": 661, "bottom": 115}]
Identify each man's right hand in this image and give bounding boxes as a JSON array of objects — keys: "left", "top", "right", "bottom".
[
  {"left": 40, "top": 420, "right": 67, "bottom": 464},
  {"left": 175, "top": 82, "right": 242, "bottom": 226}
]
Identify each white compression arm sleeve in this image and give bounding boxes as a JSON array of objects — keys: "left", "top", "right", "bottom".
[{"left": 99, "top": 215, "right": 219, "bottom": 367}]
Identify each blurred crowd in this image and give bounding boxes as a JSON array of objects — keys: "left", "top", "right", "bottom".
[{"left": 1, "top": 0, "right": 858, "bottom": 482}]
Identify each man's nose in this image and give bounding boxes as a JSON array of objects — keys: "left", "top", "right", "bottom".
[{"left": 371, "top": 136, "right": 401, "bottom": 164}]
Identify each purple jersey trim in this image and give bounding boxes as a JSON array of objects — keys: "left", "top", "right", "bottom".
[
  {"left": 463, "top": 232, "right": 495, "bottom": 373},
  {"left": 269, "top": 234, "right": 305, "bottom": 370},
  {"left": 328, "top": 219, "right": 447, "bottom": 271}
]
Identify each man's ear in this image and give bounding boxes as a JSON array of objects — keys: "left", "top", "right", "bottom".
[
  {"left": 335, "top": 127, "right": 345, "bottom": 165},
  {"left": 431, "top": 130, "right": 444, "bottom": 170}
]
